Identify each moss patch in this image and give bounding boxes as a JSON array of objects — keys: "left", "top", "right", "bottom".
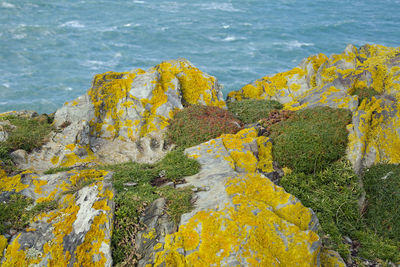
[
  {"left": 280, "top": 160, "right": 400, "bottom": 263},
  {"left": 104, "top": 149, "right": 200, "bottom": 266},
  {"left": 226, "top": 99, "right": 283, "bottom": 124},
  {"left": 270, "top": 106, "right": 352, "bottom": 174},
  {"left": 166, "top": 105, "right": 242, "bottom": 148}
]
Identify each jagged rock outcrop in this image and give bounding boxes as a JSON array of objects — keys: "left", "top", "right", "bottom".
[
  {"left": 0, "top": 168, "right": 114, "bottom": 266},
  {"left": 139, "top": 128, "right": 345, "bottom": 266},
  {"left": 18, "top": 59, "right": 225, "bottom": 172},
  {"left": 228, "top": 44, "right": 400, "bottom": 173}
]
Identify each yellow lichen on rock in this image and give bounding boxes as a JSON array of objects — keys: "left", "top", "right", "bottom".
[
  {"left": 0, "top": 169, "right": 29, "bottom": 193},
  {"left": 228, "top": 44, "right": 400, "bottom": 114},
  {"left": 74, "top": 213, "right": 108, "bottom": 267},
  {"left": 0, "top": 235, "right": 7, "bottom": 259},
  {"left": 154, "top": 173, "right": 319, "bottom": 266},
  {"left": 347, "top": 96, "right": 400, "bottom": 168}
]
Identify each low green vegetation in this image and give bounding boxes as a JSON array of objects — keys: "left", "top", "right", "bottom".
[
  {"left": 0, "top": 194, "right": 57, "bottom": 235},
  {"left": 270, "top": 106, "right": 352, "bottom": 174},
  {"left": 0, "top": 115, "right": 53, "bottom": 174},
  {"left": 362, "top": 164, "right": 400, "bottom": 242},
  {"left": 351, "top": 87, "right": 379, "bottom": 104},
  {"left": 105, "top": 149, "right": 200, "bottom": 266},
  {"left": 166, "top": 105, "right": 242, "bottom": 148},
  {"left": 227, "top": 99, "right": 283, "bottom": 124},
  {"left": 43, "top": 166, "right": 73, "bottom": 175},
  {"left": 280, "top": 160, "right": 400, "bottom": 264}
]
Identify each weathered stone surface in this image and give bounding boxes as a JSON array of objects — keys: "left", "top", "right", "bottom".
[
  {"left": 18, "top": 59, "right": 225, "bottom": 172},
  {"left": 0, "top": 168, "right": 114, "bottom": 266},
  {"left": 347, "top": 95, "right": 400, "bottom": 174},
  {"left": 228, "top": 44, "right": 400, "bottom": 172},
  {"left": 9, "top": 150, "right": 28, "bottom": 166},
  {"left": 151, "top": 129, "right": 332, "bottom": 266},
  {"left": 136, "top": 198, "right": 176, "bottom": 267}
]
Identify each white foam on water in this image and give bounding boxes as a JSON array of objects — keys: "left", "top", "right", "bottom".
[
  {"left": 222, "top": 36, "right": 246, "bottom": 42},
  {"left": 222, "top": 24, "right": 230, "bottom": 29},
  {"left": 198, "top": 3, "right": 241, "bottom": 12},
  {"left": 1, "top": 2, "right": 15, "bottom": 8},
  {"left": 133, "top": 0, "right": 144, "bottom": 3},
  {"left": 60, "top": 21, "right": 85, "bottom": 28},
  {"left": 274, "top": 40, "right": 314, "bottom": 49}
]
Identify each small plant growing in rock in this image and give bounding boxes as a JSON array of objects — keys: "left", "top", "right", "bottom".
[
  {"left": 227, "top": 99, "right": 283, "bottom": 124},
  {"left": 269, "top": 106, "right": 352, "bottom": 174},
  {"left": 104, "top": 149, "right": 200, "bottom": 266},
  {"left": 166, "top": 105, "right": 243, "bottom": 148}
]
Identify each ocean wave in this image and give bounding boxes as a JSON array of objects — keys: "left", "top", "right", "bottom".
[
  {"left": 124, "top": 23, "right": 141, "bottom": 27},
  {"left": 222, "top": 24, "right": 230, "bottom": 29},
  {"left": 133, "top": 0, "right": 145, "bottom": 3},
  {"left": 197, "top": 3, "right": 241, "bottom": 12},
  {"left": 274, "top": 40, "right": 314, "bottom": 49},
  {"left": 1, "top": 2, "right": 15, "bottom": 8},
  {"left": 222, "top": 36, "right": 246, "bottom": 42},
  {"left": 12, "top": 34, "right": 26, "bottom": 40},
  {"left": 60, "top": 21, "right": 85, "bottom": 28}
]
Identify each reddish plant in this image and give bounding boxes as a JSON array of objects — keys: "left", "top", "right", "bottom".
[{"left": 166, "top": 105, "right": 243, "bottom": 148}]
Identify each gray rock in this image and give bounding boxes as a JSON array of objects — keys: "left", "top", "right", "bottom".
[
  {"left": 136, "top": 198, "right": 176, "bottom": 267},
  {"left": 10, "top": 149, "right": 28, "bottom": 165},
  {"left": 17, "top": 59, "right": 225, "bottom": 172}
]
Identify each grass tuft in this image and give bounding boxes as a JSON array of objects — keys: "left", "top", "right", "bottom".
[
  {"left": 105, "top": 149, "right": 200, "bottom": 266},
  {"left": 270, "top": 106, "right": 352, "bottom": 174},
  {"left": 0, "top": 115, "right": 53, "bottom": 174},
  {"left": 280, "top": 160, "right": 400, "bottom": 263},
  {"left": 227, "top": 99, "right": 283, "bottom": 124}
]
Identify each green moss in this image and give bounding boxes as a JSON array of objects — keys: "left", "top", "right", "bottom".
[
  {"left": 0, "top": 194, "right": 33, "bottom": 235},
  {"left": 270, "top": 106, "right": 352, "bottom": 174},
  {"left": 227, "top": 99, "right": 283, "bottom": 124},
  {"left": 363, "top": 164, "right": 400, "bottom": 242},
  {"left": 166, "top": 105, "right": 242, "bottom": 148},
  {"left": 43, "top": 167, "right": 73, "bottom": 175},
  {"left": 280, "top": 160, "right": 400, "bottom": 263},
  {"left": 104, "top": 149, "right": 200, "bottom": 265}
]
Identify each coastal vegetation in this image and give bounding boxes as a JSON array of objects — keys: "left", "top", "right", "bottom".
[
  {"left": 269, "top": 106, "right": 352, "bottom": 174},
  {"left": 226, "top": 99, "right": 283, "bottom": 124},
  {"left": 166, "top": 105, "right": 242, "bottom": 148},
  {"left": 0, "top": 114, "right": 53, "bottom": 174},
  {"left": 104, "top": 149, "right": 200, "bottom": 265}
]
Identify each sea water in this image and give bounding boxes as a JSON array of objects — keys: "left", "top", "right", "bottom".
[{"left": 1, "top": 0, "right": 399, "bottom": 113}]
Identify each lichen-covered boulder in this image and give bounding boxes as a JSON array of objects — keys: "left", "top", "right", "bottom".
[
  {"left": 228, "top": 44, "right": 400, "bottom": 113},
  {"left": 139, "top": 128, "right": 344, "bottom": 266},
  {"left": 0, "top": 167, "right": 114, "bottom": 266},
  {"left": 347, "top": 95, "right": 400, "bottom": 173},
  {"left": 18, "top": 59, "right": 225, "bottom": 172},
  {"left": 228, "top": 44, "right": 400, "bottom": 172}
]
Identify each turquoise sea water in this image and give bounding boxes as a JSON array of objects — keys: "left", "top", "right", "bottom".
[{"left": 1, "top": 0, "right": 399, "bottom": 113}]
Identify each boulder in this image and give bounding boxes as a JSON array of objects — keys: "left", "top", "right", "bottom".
[
  {"left": 0, "top": 168, "right": 114, "bottom": 266},
  {"left": 18, "top": 59, "right": 225, "bottom": 172},
  {"left": 149, "top": 128, "right": 342, "bottom": 266},
  {"left": 228, "top": 44, "right": 400, "bottom": 172}
]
